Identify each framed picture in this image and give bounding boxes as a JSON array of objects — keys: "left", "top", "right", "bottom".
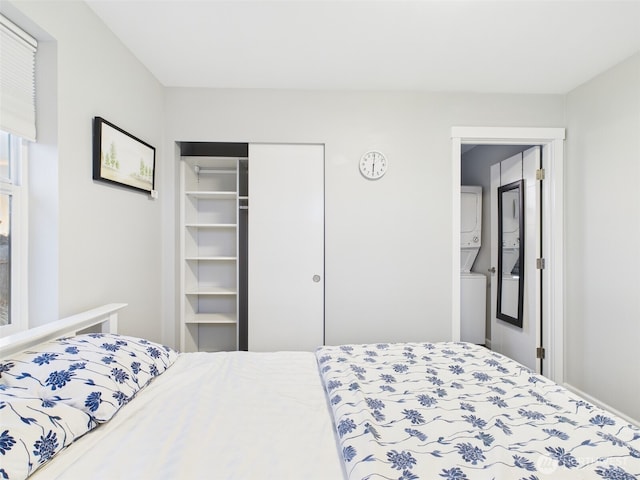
[{"left": 93, "top": 117, "right": 156, "bottom": 194}]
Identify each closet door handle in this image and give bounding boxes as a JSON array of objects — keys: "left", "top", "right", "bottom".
[
  {"left": 312, "top": 275, "right": 321, "bottom": 283},
  {"left": 488, "top": 267, "right": 496, "bottom": 274}
]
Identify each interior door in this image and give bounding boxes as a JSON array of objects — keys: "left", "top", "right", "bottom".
[
  {"left": 490, "top": 147, "right": 542, "bottom": 371},
  {"left": 247, "top": 144, "right": 324, "bottom": 351}
]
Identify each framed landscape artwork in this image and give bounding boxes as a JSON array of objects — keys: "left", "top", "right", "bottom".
[{"left": 93, "top": 117, "right": 156, "bottom": 194}]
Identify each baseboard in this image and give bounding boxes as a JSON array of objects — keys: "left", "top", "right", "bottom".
[
  {"left": 484, "top": 338, "right": 491, "bottom": 349},
  {"left": 562, "top": 383, "right": 640, "bottom": 428}
]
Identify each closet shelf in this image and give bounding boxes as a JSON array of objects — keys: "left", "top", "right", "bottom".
[
  {"left": 184, "top": 313, "right": 237, "bottom": 325},
  {"left": 185, "top": 256, "right": 237, "bottom": 261},
  {"left": 185, "top": 223, "right": 237, "bottom": 229},
  {"left": 185, "top": 288, "right": 237, "bottom": 296},
  {"left": 194, "top": 166, "right": 236, "bottom": 175},
  {"left": 185, "top": 191, "right": 236, "bottom": 199}
]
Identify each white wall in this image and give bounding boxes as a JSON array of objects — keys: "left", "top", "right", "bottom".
[
  {"left": 7, "top": 1, "right": 166, "bottom": 342},
  {"left": 565, "top": 52, "right": 640, "bottom": 421},
  {"left": 164, "top": 89, "right": 564, "bottom": 347}
]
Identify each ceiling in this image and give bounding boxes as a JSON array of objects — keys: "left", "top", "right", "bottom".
[{"left": 86, "top": 0, "right": 640, "bottom": 94}]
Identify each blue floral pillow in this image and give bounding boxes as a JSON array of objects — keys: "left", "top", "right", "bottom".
[
  {"left": 55, "top": 333, "right": 178, "bottom": 392},
  {"left": 0, "top": 333, "right": 177, "bottom": 422},
  {"left": 0, "top": 385, "right": 95, "bottom": 480}
]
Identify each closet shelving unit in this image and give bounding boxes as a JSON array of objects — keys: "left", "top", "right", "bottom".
[{"left": 180, "top": 155, "right": 243, "bottom": 352}]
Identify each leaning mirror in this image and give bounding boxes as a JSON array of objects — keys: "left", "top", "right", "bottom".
[{"left": 497, "top": 179, "right": 525, "bottom": 328}]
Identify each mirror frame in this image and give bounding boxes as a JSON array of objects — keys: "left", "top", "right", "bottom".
[{"left": 496, "top": 179, "right": 525, "bottom": 328}]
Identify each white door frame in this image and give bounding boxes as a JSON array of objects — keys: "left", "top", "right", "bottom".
[{"left": 451, "top": 127, "right": 565, "bottom": 383}]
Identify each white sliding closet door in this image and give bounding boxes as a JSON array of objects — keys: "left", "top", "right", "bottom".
[{"left": 248, "top": 144, "right": 324, "bottom": 351}]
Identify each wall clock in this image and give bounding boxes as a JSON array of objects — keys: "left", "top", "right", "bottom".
[{"left": 359, "top": 150, "right": 387, "bottom": 180}]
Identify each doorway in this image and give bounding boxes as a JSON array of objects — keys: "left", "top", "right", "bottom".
[
  {"left": 460, "top": 145, "right": 539, "bottom": 370},
  {"left": 451, "top": 127, "right": 565, "bottom": 382}
]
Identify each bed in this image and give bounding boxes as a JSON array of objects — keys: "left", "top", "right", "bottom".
[{"left": 1, "top": 304, "right": 639, "bottom": 480}]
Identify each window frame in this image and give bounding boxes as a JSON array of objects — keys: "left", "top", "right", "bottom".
[{"left": 0, "top": 132, "right": 28, "bottom": 334}]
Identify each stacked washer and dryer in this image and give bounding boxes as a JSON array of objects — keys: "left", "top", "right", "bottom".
[{"left": 460, "top": 186, "right": 486, "bottom": 344}]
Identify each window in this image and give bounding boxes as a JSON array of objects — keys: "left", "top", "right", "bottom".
[
  {"left": 0, "top": 13, "right": 36, "bottom": 333},
  {"left": 0, "top": 130, "right": 27, "bottom": 333}
]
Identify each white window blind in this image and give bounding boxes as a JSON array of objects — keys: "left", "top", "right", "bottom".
[{"left": 0, "top": 14, "right": 37, "bottom": 141}]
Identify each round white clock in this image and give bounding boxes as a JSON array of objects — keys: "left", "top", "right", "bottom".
[{"left": 359, "top": 151, "right": 387, "bottom": 179}]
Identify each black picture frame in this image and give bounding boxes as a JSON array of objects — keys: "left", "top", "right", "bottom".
[{"left": 93, "top": 117, "right": 156, "bottom": 194}]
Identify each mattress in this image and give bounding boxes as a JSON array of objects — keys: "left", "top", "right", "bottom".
[
  {"left": 9, "top": 335, "right": 640, "bottom": 480},
  {"left": 30, "top": 351, "right": 346, "bottom": 480}
]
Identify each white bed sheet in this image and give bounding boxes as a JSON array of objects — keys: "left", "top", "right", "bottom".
[{"left": 31, "top": 351, "right": 346, "bottom": 480}]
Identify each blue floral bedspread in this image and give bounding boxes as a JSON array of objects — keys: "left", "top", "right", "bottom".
[{"left": 315, "top": 342, "right": 640, "bottom": 480}]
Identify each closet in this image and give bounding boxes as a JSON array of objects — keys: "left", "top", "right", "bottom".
[{"left": 178, "top": 142, "right": 324, "bottom": 353}]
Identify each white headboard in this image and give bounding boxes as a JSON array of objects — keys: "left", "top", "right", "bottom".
[{"left": 0, "top": 303, "right": 127, "bottom": 358}]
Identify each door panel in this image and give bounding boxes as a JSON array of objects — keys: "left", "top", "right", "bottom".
[
  {"left": 490, "top": 147, "right": 541, "bottom": 371},
  {"left": 248, "top": 144, "right": 324, "bottom": 351},
  {"left": 523, "top": 147, "right": 543, "bottom": 373}
]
